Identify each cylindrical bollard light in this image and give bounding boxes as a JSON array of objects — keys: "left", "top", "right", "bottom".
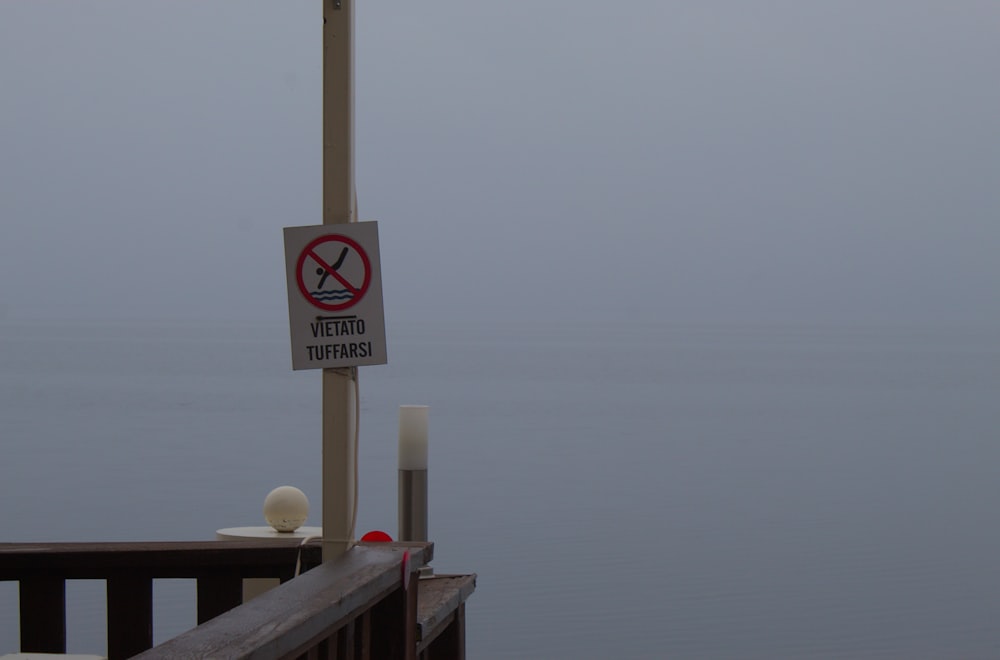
[{"left": 398, "top": 405, "right": 429, "bottom": 542}]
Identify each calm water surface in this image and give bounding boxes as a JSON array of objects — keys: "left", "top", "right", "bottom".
[{"left": 1, "top": 319, "right": 999, "bottom": 658}]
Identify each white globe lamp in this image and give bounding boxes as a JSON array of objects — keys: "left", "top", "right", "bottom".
[{"left": 263, "top": 486, "right": 310, "bottom": 533}]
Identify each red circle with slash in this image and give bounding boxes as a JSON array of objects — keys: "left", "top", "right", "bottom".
[{"left": 295, "top": 234, "right": 372, "bottom": 312}]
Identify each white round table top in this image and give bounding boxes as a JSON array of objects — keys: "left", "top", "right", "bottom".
[{"left": 216, "top": 526, "right": 322, "bottom": 540}]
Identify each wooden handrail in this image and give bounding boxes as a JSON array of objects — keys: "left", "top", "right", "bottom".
[
  {"left": 0, "top": 540, "right": 322, "bottom": 579},
  {"left": 134, "top": 543, "right": 430, "bottom": 659}
]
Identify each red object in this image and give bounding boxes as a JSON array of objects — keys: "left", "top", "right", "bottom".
[
  {"left": 361, "top": 530, "right": 393, "bottom": 542},
  {"left": 402, "top": 550, "right": 411, "bottom": 591}
]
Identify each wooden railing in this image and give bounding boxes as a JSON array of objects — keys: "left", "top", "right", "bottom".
[{"left": 0, "top": 540, "right": 474, "bottom": 659}]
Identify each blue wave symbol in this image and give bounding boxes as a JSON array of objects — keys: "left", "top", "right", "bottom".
[{"left": 310, "top": 289, "right": 355, "bottom": 302}]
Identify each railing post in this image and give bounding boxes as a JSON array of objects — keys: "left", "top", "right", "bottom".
[
  {"left": 107, "top": 575, "right": 153, "bottom": 660},
  {"left": 19, "top": 576, "right": 66, "bottom": 653},
  {"left": 356, "top": 610, "right": 372, "bottom": 658},
  {"left": 197, "top": 572, "right": 244, "bottom": 624},
  {"left": 334, "top": 620, "right": 354, "bottom": 658},
  {"left": 429, "top": 602, "right": 467, "bottom": 660},
  {"left": 368, "top": 578, "right": 418, "bottom": 660}
]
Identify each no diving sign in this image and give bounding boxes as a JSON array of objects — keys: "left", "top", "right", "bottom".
[
  {"left": 296, "top": 234, "right": 371, "bottom": 312},
  {"left": 284, "top": 222, "right": 387, "bottom": 370}
]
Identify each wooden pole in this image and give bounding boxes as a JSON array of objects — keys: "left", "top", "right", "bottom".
[{"left": 322, "top": 0, "right": 356, "bottom": 562}]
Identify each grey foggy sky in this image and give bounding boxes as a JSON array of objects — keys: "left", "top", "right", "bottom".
[{"left": 1, "top": 1, "right": 998, "bottom": 326}]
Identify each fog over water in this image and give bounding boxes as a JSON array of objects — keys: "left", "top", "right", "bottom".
[
  {"left": 1, "top": 1, "right": 998, "bottom": 326},
  {"left": 2, "top": 321, "right": 1000, "bottom": 658}
]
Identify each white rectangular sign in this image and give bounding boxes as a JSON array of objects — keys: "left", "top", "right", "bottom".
[{"left": 283, "top": 222, "right": 387, "bottom": 370}]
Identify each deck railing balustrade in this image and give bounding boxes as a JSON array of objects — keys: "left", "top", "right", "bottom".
[{"left": 0, "top": 539, "right": 473, "bottom": 660}]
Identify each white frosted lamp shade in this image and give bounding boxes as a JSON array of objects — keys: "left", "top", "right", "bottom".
[
  {"left": 398, "top": 405, "right": 429, "bottom": 470},
  {"left": 263, "top": 486, "right": 310, "bottom": 532}
]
